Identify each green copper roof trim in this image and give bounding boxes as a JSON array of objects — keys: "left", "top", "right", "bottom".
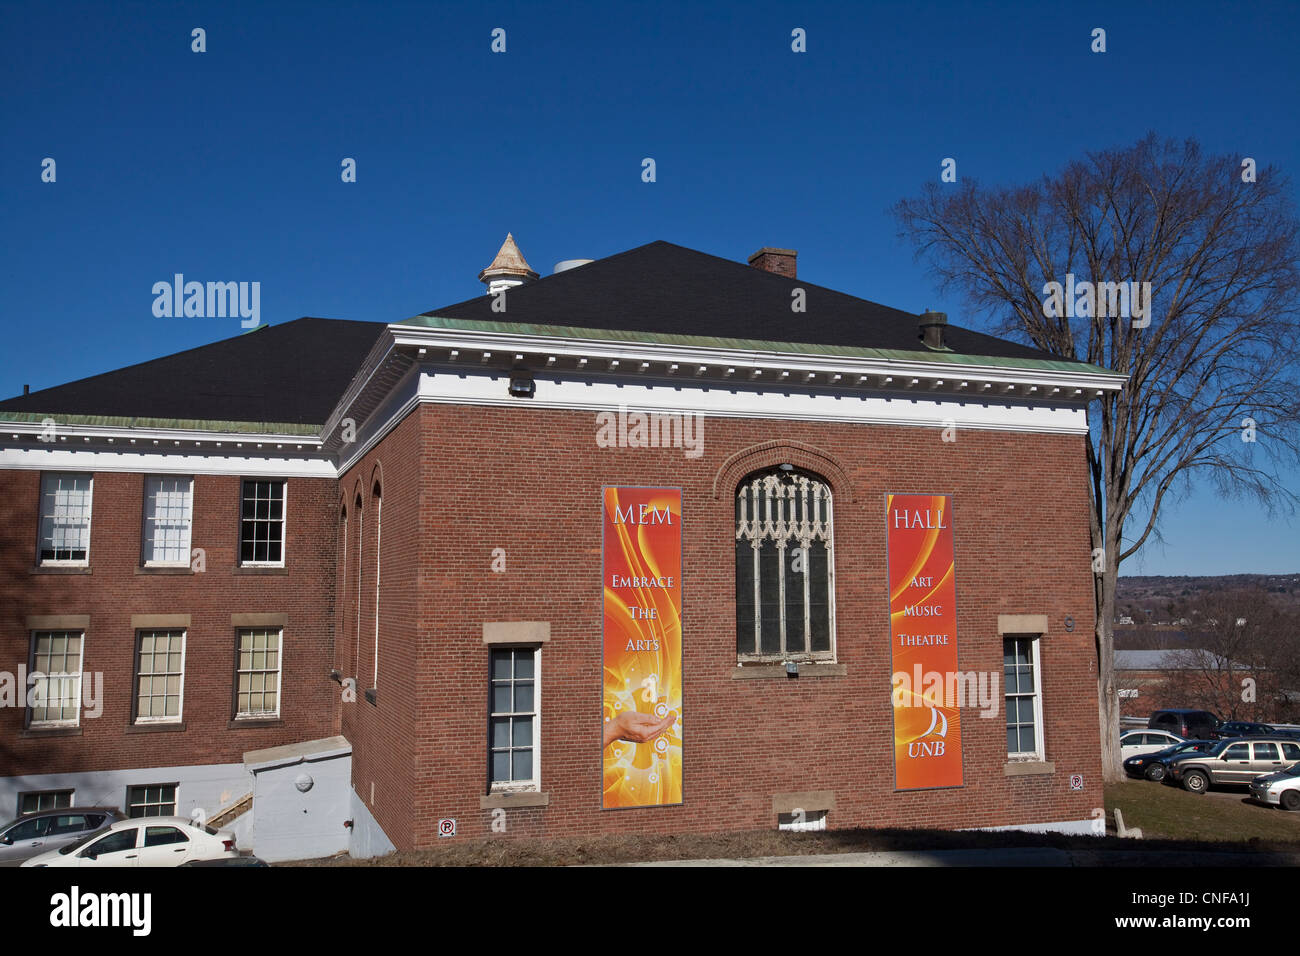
[
  {"left": 0, "top": 412, "right": 321, "bottom": 436},
  {"left": 400, "top": 315, "right": 1124, "bottom": 379}
]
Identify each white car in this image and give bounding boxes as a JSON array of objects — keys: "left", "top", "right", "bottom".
[
  {"left": 1120, "top": 729, "right": 1185, "bottom": 760},
  {"left": 21, "top": 816, "right": 237, "bottom": 867},
  {"left": 1249, "top": 762, "right": 1300, "bottom": 811}
]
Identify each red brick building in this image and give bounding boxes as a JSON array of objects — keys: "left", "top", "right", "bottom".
[{"left": 0, "top": 238, "right": 1126, "bottom": 857}]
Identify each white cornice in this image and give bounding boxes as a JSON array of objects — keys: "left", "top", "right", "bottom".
[
  {"left": 386, "top": 325, "right": 1128, "bottom": 394},
  {"left": 0, "top": 446, "right": 335, "bottom": 477}
]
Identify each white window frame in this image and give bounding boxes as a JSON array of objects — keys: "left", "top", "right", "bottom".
[
  {"left": 488, "top": 645, "right": 541, "bottom": 793},
  {"left": 238, "top": 478, "right": 287, "bottom": 568},
  {"left": 27, "top": 630, "right": 85, "bottom": 728},
  {"left": 142, "top": 476, "right": 194, "bottom": 567},
  {"left": 126, "top": 784, "right": 178, "bottom": 819},
  {"left": 1005, "top": 634, "right": 1045, "bottom": 762},
  {"left": 134, "top": 629, "right": 186, "bottom": 724},
  {"left": 37, "top": 472, "right": 93, "bottom": 566},
  {"left": 235, "top": 627, "right": 283, "bottom": 719},
  {"left": 18, "top": 789, "right": 74, "bottom": 815}
]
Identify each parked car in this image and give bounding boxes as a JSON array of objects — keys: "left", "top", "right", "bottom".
[
  {"left": 1166, "top": 737, "right": 1300, "bottom": 793},
  {"left": 1217, "top": 720, "right": 1275, "bottom": 737},
  {"left": 0, "top": 808, "right": 121, "bottom": 867},
  {"left": 1148, "top": 709, "right": 1221, "bottom": 740},
  {"left": 1120, "top": 730, "right": 1186, "bottom": 761},
  {"left": 1123, "top": 740, "right": 1215, "bottom": 781},
  {"left": 21, "top": 816, "right": 237, "bottom": 867},
  {"left": 1249, "top": 763, "right": 1300, "bottom": 811}
]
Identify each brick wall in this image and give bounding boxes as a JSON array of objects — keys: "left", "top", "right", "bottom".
[
  {"left": 348, "top": 402, "right": 1104, "bottom": 848},
  {"left": 0, "top": 470, "right": 339, "bottom": 776},
  {"left": 337, "top": 411, "right": 422, "bottom": 849},
  {"left": 0, "top": 395, "right": 1107, "bottom": 848}
]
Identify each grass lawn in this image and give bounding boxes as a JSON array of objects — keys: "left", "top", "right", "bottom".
[
  {"left": 1105, "top": 778, "right": 1300, "bottom": 843},
  {"left": 287, "top": 780, "right": 1300, "bottom": 865}
]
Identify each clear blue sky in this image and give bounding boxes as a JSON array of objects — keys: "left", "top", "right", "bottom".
[{"left": 2, "top": 0, "right": 1296, "bottom": 575}]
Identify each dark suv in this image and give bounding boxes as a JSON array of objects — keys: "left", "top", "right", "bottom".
[
  {"left": 1148, "top": 709, "right": 1221, "bottom": 740},
  {"left": 0, "top": 808, "right": 122, "bottom": 866},
  {"left": 1218, "top": 721, "right": 1275, "bottom": 737}
]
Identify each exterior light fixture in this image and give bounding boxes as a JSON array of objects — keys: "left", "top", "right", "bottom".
[
  {"left": 779, "top": 463, "right": 794, "bottom": 471},
  {"left": 508, "top": 372, "right": 535, "bottom": 398},
  {"left": 785, "top": 660, "right": 799, "bottom": 677}
]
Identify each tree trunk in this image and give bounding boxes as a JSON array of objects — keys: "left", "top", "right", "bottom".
[{"left": 1095, "top": 563, "right": 1122, "bottom": 783}]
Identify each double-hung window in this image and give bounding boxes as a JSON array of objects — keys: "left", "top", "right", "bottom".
[
  {"left": 1004, "top": 635, "right": 1045, "bottom": 761},
  {"left": 142, "top": 476, "right": 193, "bottom": 566},
  {"left": 235, "top": 628, "right": 282, "bottom": 718},
  {"left": 240, "top": 479, "right": 286, "bottom": 566},
  {"left": 134, "top": 630, "right": 186, "bottom": 723},
  {"left": 38, "top": 473, "right": 92, "bottom": 565},
  {"left": 27, "top": 631, "right": 84, "bottom": 727},
  {"left": 489, "top": 647, "right": 539, "bottom": 791},
  {"left": 735, "top": 469, "right": 835, "bottom": 661}
]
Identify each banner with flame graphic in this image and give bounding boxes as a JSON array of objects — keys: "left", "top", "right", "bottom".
[
  {"left": 887, "top": 493, "right": 963, "bottom": 790},
  {"left": 602, "top": 487, "right": 683, "bottom": 809}
]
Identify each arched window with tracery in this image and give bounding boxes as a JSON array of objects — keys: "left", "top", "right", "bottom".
[{"left": 735, "top": 468, "right": 835, "bottom": 661}]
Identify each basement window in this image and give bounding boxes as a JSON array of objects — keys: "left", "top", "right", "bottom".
[
  {"left": 127, "top": 784, "right": 178, "bottom": 818},
  {"left": 18, "top": 789, "right": 73, "bottom": 815},
  {"left": 778, "top": 810, "right": 828, "bottom": 832}
]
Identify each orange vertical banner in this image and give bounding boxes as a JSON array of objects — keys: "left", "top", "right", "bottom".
[
  {"left": 602, "top": 487, "right": 683, "bottom": 809},
  {"left": 886, "top": 493, "right": 964, "bottom": 790}
]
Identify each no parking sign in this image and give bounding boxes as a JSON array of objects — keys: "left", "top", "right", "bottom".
[{"left": 438, "top": 818, "right": 456, "bottom": 838}]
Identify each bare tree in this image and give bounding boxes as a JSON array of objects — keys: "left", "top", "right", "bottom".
[
  {"left": 894, "top": 135, "right": 1300, "bottom": 780},
  {"left": 1166, "top": 589, "right": 1296, "bottom": 721}
]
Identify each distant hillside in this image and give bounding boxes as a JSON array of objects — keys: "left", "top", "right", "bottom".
[{"left": 1116, "top": 573, "right": 1300, "bottom": 621}]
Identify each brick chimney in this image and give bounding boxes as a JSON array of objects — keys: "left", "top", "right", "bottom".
[{"left": 747, "top": 247, "right": 797, "bottom": 279}]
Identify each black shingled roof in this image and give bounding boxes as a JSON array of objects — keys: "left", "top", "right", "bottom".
[
  {"left": 0, "top": 241, "right": 1066, "bottom": 428},
  {"left": 0, "top": 318, "right": 387, "bottom": 426},
  {"left": 426, "top": 240, "right": 1056, "bottom": 362}
]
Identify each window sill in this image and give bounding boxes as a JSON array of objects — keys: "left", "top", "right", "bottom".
[
  {"left": 1004, "top": 760, "right": 1055, "bottom": 776},
  {"left": 232, "top": 566, "right": 288, "bottom": 576},
  {"left": 135, "top": 566, "right": 194, "bottom": 576},
  {"left": 731, "top": 663, "right": 846, "bottom": 680},
  {"left": 229, "top": 717, "right": 284, "bottom": 729},
  {"left": 31, "top": 565, "right": 92, "bottom": 575},
  {"left": 125, "top": 721, "right": 187, "bottom": 734},
  {"left": 480, "top": 791, "right": 549, "bottom": 809},
  {"left": 21, "top": 726, "right": 82, "bottom": 738}
]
